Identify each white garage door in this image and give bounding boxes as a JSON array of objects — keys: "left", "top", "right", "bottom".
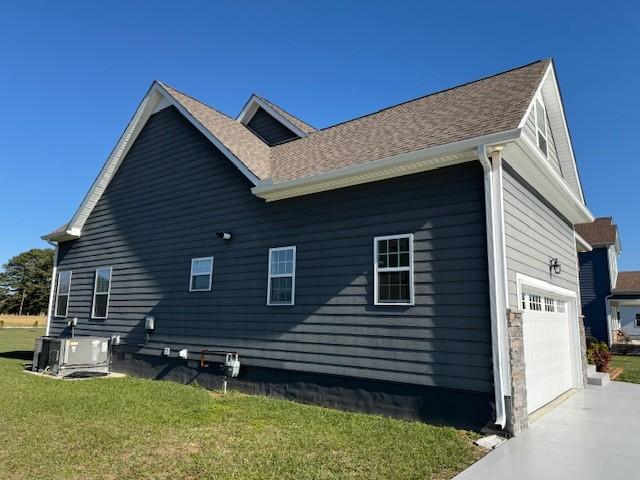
[{"left": 521, "top": 290, "right": 574, "bottom": 414}]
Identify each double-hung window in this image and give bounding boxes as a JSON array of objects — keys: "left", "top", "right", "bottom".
[
  {"left": 267, "top": 246, "right": 296, "bottom": 305},
  {"left": 190, "top": 257, "right": 214, "bottom": 292},
  {"left": 374, "top": 234, "right": 414, "bottom": 305},
  {"left": 92, "top": 267, "right": 112, "bottom": 319},
  {"left": 54, "top": 271, "right": 72, "bottom": 317},
  {"left": 534, "top": 96, "right": 548, "bottom": 157}
]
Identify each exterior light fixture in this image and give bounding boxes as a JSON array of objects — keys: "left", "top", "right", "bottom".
[
  {"left": 550, "top": 258, "right": 561, "bottom": 275},
  {"left": 216, "top": 232, "right": 232, "bottom": 241}
]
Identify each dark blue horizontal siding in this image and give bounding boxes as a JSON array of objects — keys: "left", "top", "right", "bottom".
[
  {"left": 579, "top": 248, "right": 610, "bottom": 341},
  {"left": 52, "top": 106, "right": 492, "bottom": 393},
  {"left": 246, "top": 107, "right": 298, "bottom": 145}
]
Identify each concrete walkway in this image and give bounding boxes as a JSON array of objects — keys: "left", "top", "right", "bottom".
[{"left": 455, "top": 382, "right": 640, "bottom": 479}]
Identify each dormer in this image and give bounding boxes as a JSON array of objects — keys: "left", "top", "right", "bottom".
[{"left": 237, "top": 94, "right": 315, "bottom": 146}]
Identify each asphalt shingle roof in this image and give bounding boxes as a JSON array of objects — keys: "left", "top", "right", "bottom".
[
  {"left": 575, "top": 217, "right": 618, "bottom": 246},
  {"left": 613, "top": 272, "right": 640, "bottom": 294},
  {"left": 161, "top": 59, "right": 550, "bottom": 184}
]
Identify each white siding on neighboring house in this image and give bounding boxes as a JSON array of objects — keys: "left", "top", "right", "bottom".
[
  {"left": 608, "top": 245, "right": 618, "bottom": 290},
  {"left": 502, "top": 164, "right": 579, "bottom": 308},
  {"left": 619, "top": 306, "right": 640, "bottom": 338}
]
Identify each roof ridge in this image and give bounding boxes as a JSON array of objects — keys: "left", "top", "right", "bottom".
[
  {"left": 283, "top": 58, "right": 551, "bottom": 138},
  {"left": 157, "top": 81, "right": 236, "bottom": 121}
]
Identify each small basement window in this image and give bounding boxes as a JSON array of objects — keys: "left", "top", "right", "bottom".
[
  {"left": 190, "top": 257, "right": 214, "bottom": 292},
  {"left": 92, "top": 267, "right": 112, "bottom": 319},
  {"left": 534, "top": 97, "right": 548, "bottom": 157},
  {"left": 54, "top": 271, "right": 72, "bottom": 317},
  {"left": 374, "top": 234, "right": 414, "bottom": 305},
  {"left": 267, "top": 247, "right": 296, "bottom": 305}
]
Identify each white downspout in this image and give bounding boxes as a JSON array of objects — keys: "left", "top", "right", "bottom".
[
  {"left": 45, "top": 242, "right": 58, "bottom": 337},
  {"left": 478, "top": 145, "right": 509, "bottom": 428}
]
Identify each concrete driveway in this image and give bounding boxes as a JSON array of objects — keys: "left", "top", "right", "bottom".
[{"left": 455, "top": 382, "right": 640, "bottom": 479}]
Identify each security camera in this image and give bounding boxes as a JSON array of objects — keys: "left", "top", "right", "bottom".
[{"left": 216, "top": 232, "right": 232, "bottom": 241}]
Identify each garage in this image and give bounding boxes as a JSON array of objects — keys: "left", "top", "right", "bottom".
[{"left": 520, "top": 286, "right": 579, "bottom": 414}]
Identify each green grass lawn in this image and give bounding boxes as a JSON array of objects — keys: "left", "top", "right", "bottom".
[
  {"left": 0, "top": 328, "right": 483, "bottom": 480},
  {"left": 611, "top": 354, "right": 640, "bottom": 384}
]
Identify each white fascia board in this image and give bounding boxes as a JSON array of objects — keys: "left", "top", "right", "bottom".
[
  {"left": 511, "top": 137, "right": 594, "bottom": 224},
  {"left": 252, "top": 129, "right": 522, "bottom": 202},
  {"left": 517, "top": 62, "right": 586, "bottom": 204},
  {"left": 575, "top": 231, "right": 593, "bottom": 253},
  {"left": 237, "top": 94, "right": 308, "bottom": 138},
  {"left": 43, "top": 82, "right": 262, "bottom": 242},
  {"left": 155, "top": 84, "right": 261, "bottom": 186}
]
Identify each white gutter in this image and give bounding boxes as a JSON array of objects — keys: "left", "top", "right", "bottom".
[
  {"left": 574, "top": 232, "right": 593, "bottom": 253},
  {"left": 477, "top": 145, "right": 509, "bottom": 429},
  {"left": 45, "top": 241, "right": 58, "bottom": 337},
  {"left": 252, "top": 129, "right": 522, "bottom": 201}
]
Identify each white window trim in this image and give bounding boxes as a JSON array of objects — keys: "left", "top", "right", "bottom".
[
  {"left": 91, "top": 267, "right": 112, "bottom": 319},
  {"left": 374, "top": 233, "right": 415, "bottom": 306},
  {"left": 534, "top": 95, "right": 548, "bottom": 157},
  {"left": 189, "top": 257, "right": 214, "bottom": 292},
  {"left": 54, "top": 270, "right": 72, "bottom": 318},
  {"left": 267, "top": 246, "right": 296, "bottom": 306}
]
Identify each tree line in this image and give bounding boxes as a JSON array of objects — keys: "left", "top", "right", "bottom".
[{"left": 0, "top": 248, "right": 54, "bottom": 315}]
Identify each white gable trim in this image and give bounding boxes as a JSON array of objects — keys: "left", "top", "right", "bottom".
[
  {"left": 237, "top": 94, "right": 309, "bottom": 138},
  {"left": 43, "top": 82, "right": 261, "bottom": 242},
  {"left": 517, "top": 61, "right": 585, "bottom": 204}
]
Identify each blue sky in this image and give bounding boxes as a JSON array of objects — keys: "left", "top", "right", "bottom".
[{"left": 0, "top": 1, "right": 638, "bottom": 268}]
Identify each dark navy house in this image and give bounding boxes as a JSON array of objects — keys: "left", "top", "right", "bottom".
[
  {"left": 43, "top": 60, "right": 594, "bottom": 435},
  {"left": 575, "top": 218, "right": 621, "bottom": 344}
]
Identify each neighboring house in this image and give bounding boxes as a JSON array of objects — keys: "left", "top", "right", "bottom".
[
  {"left": 608, "top": 272, "right": 640, "bottom": 340},
  {"left": 575, "top": 217, "right": 621, "bottom": 344},
  {"left": 43, "top": 59, "right": 593, "bottom": 434}
]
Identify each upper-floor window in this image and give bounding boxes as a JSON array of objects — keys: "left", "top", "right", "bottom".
[
  {"left": 267, "top": 246, "right": 296, "bottom": 305},
  {"left": 374, "top": 234, "right": 414, "bottom": 305},
  {"left": 190, "top": 257, "right": 214, "bottom": 292},
  {"left": 534, "top": 97, "right": 548, "bottom": 157},
  {"left": 92, "top": 267, "right": 112, "bottom": 319},
  {"left": 54, "top": 271, "right": 72, "bottom": 317}
]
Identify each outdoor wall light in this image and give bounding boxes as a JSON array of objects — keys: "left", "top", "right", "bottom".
[
  {"left": 550, "top": 258, "right": 561, "bottom": 275},
  {"left": 216, "top": 232, "right": 232, "bottom": 241}
]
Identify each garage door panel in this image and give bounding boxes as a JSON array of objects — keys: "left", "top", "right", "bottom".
[{"left": 522, "top": 291, "right": 574, "bottom": 413}]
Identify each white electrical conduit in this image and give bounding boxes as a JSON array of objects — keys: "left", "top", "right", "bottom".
[{"left": 477, "top": 145, "right": 509, "bottom": 429}]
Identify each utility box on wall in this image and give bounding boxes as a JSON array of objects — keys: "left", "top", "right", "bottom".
[{"left": 33, "top": 337, "right": 111, "bottom": 376}]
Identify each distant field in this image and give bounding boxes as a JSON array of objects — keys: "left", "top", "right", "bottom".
[{"left": 0, "top": 315, "right": 47, "bottom": 327}]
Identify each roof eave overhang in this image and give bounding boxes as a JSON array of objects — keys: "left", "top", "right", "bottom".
[
  {"left": 42, "top": 227, "right": 81, "bottom": 243},
  {"left": 252, "top": 129, "right": 522, "bottom": 202},
  {"left": 507, "top": 137, "right": 594, "bottom": 224}
]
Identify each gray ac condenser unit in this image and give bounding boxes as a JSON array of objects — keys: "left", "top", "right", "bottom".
[{"left": 32, "top": 337, "right": 111, "bottom": 376}]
